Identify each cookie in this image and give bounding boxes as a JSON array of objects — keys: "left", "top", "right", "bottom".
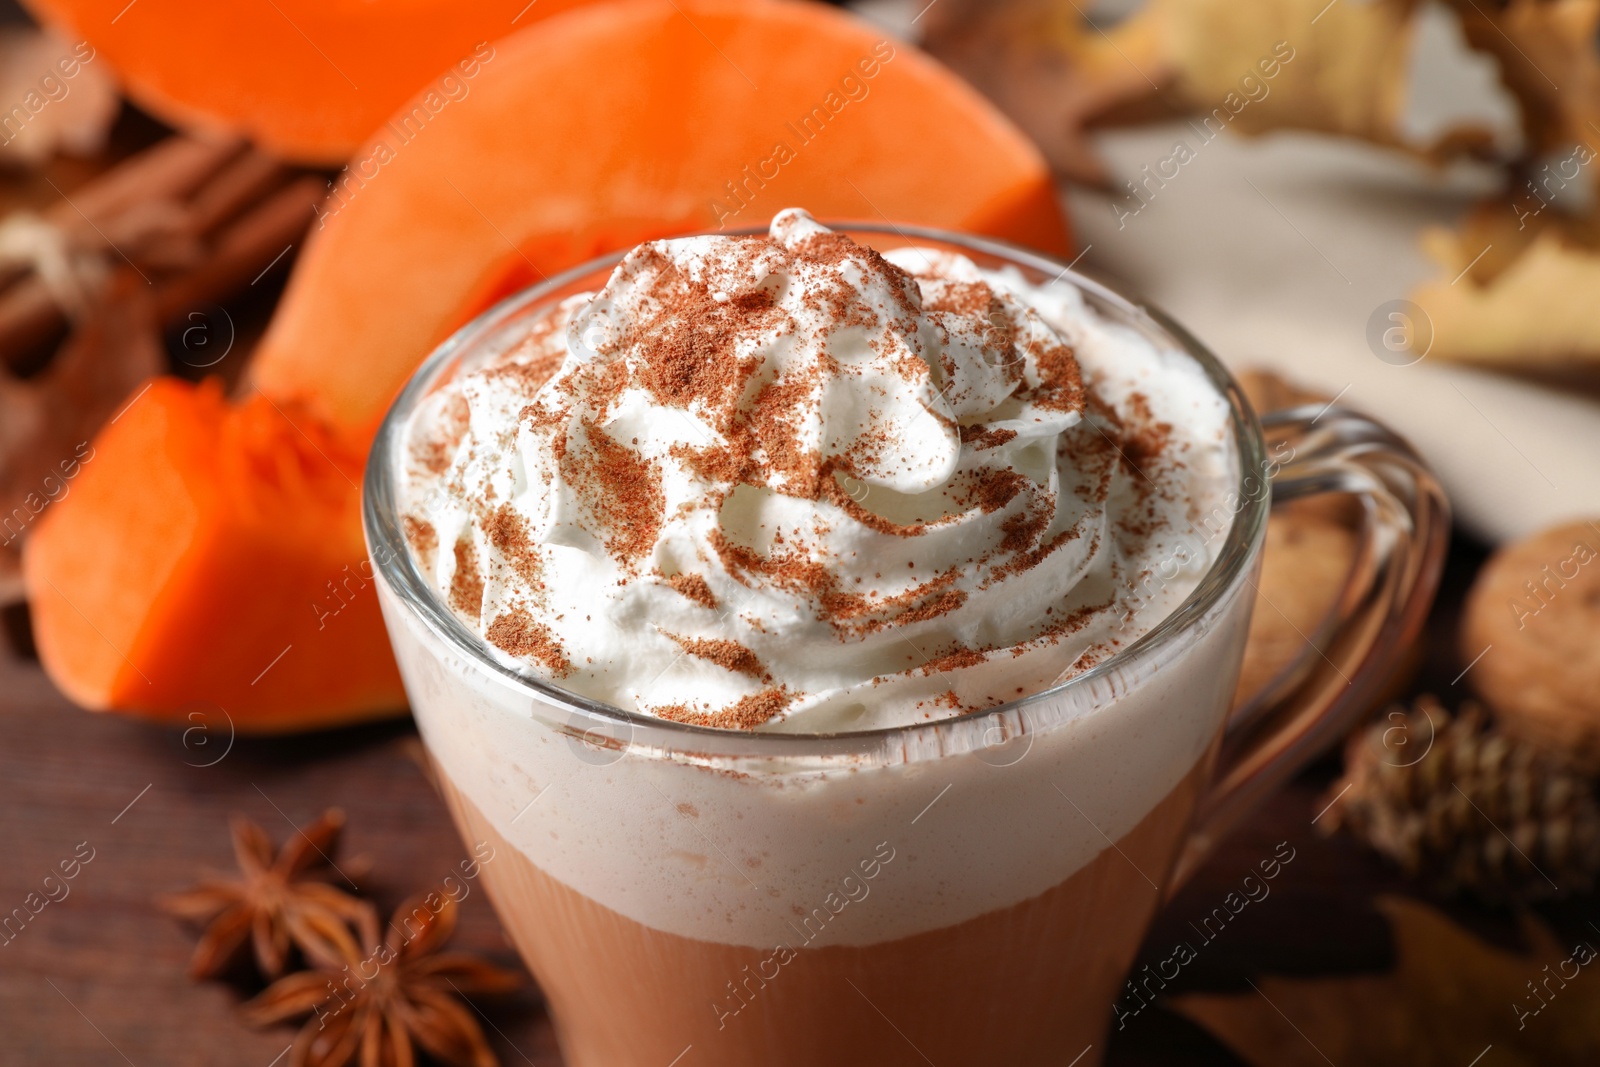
[
  {"left": 1462, "top": 519, "right": 1600, "bottom": 770},
  {"left": 1232, "top": 500, "right": 1360, "bottom": 709},
  {"left": 1234, "top": 368, "right": 1329, "bottom": 414}
]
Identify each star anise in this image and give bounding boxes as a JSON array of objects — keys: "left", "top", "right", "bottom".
[
  {"left": 242, "top": 889, "right": 522, "bottom": 1067},
  {"left": 160, "top": 808, "right": 368, "bottom": 979}
]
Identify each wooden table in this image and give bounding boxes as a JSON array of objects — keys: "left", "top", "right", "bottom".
[{"left": 2, "top": 531, "right": 1588, "bottom": 1065}]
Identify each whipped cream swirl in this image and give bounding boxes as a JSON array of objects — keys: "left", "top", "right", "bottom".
[{"left": 401, "top": 210, "right": 1232, "bottom": 731}]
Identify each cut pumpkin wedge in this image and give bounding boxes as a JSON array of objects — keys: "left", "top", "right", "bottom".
[
  {"left": 251, "top": 0, "right": 1071, "bottom": 443},
  {"left": 20, "top": 0, "right": 603, "bottom": 163},
  {"left": 23, "top": 379, "right": 404, "bottom": 730}
]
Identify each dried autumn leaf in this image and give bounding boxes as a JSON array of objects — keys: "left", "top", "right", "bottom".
[
  {"left": 1442, "top": 0, "right": 1600, "bottom": 159},
  {"left": 1171, "top": 895, "right": 1600, "bottom": 1066},
  {"left": 924, "top": 0, "right": 1499, "bottom": 188},
  {"left": 1412, "top": 197, "right": 1600, "bottom": 373},
  {"left": 1146, "top": 0, "right": 1495, "bottom": 160},
  {"left": 1408, "top": 2, "right": 1600, "bottom": 381},
  {"left": 921, "top": 0, "right": 1179, "bottom": 187}
]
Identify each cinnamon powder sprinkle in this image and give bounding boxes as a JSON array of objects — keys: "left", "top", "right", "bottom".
[
  {"left": 972, "top": 468, "right": 1029, "bottom": 515},
  {"left": 709, "top": 529, "right": 968, "bottom": 636},
  {"left": 570, "top": 425, "right": 664, "bottom": 566},
  {"left": 482, "top": 336, "right": 566, "bottom": 397},
  {"left": 413, "top": 393, "right": 469, "bottom": 475},
  {"left": 920, "top": 646, "right": 987, "bottom": 674},
  {"left": 486, "top": 608, "right": 572, "bottom": 677},
  {"left": 1027, "top": 338, "right": 1086, "bottom": 413},
  {"left": 486, "top": 504, "right": 543, "bottom": 589},
  {"left": 665, "top": 634, "right": 771, "bottom": 681},
  {"left": 923, "top": 279, "right": 998, "bottom": 318},
  {"left": 666, "top": 572, "right": 718, "bottom": 609},
  {"left": 999, "top": 503, "right": 1052, "bottom": 556},
  {"left": 1120, "top": 392, "right": 1174, "bottom": 481},
  {"left": 415, "top": 436, "right": 454, "bottom": 476},
  {"left": 449, "top": 538, "right": 484, "bottom": 617},
  {"left": 403, "top": 515, "right": 438, "bottom": 563},
  {"left": 819, "top": 463, "right": 927, "bottom": 537},
  {"left": 749, "top": 374, "right": 825, "bottom": 497},
  {"left": 654, "top": 687, "right": 791, "bottom": 730},
  {"left": 627, "top": 261, "right": 776, "bottom": 420},
  {"left": 960, "top": 425, "right": 1018, "bottom": 451},
  {"left": 895, "top": 588, "right": 968, "bottom": 626}
]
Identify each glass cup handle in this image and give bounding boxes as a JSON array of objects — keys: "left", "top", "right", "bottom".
[{"left": 1167, "top": 405, "right": 1451, "bottom": 891}]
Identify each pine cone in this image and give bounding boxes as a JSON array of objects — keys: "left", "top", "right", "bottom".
[{"left": 1320, "top": 696, "right": 1600, "bottom": 903}]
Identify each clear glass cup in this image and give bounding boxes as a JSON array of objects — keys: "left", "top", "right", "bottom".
[{"left": 364, "top": 224, "right": 1449, "bottom": 1067}]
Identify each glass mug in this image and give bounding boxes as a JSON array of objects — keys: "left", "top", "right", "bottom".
[{"left": 364, "top": 224, "right": 1448, "bottom": 1066}]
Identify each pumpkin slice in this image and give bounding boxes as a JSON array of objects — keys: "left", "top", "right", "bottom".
[
  {"left": 251, "top": 0, "right": 1071, "bottom": 442},
  {"left": 24, "top": 378, "right": 404, "bottom": 731},
  {"left": 20, "top": 0, "right": 601, "bottom": 163}
]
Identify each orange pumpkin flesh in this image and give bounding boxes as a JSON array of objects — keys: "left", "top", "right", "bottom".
[
  {"left": 24, "top": 379, "right": 404, "bottom": 730},
  {"left": 19, "top": 0, "right": 602, "bottom": 163}
]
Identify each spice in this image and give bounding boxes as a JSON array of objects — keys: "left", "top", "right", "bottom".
[
  {"left": 158, "top": 809, "right": 367, "bottom": 980},
  {"left": 243, "top": 891, "right": 522, "bottom": 1067}
]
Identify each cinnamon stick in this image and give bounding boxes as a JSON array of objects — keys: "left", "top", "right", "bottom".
[
  {"left": 0, "top": 280, "right": 66, "bottom": 366},
  {"left": 154, "top": 175, "right": 322, "bottom": 320},
  {"left": 0, "top": 135, "right": 245, "bottom": 293},
  {"left": 41, "top": 135, "right": 245, "bottom": 235},
  {"left": 185, "top": 150, "right": 290, "bottom": 235},
  {"left": 0, "top": 139, "right": 318, "bottom": 372}
]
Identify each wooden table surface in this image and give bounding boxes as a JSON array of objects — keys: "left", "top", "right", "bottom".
[{"left": 2, "top": 530, "right": 1591, "bottom": 1066}]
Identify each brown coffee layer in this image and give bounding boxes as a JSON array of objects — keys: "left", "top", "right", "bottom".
[{"left": 440, "top": 761, "right": 1209, "bottom": 1067}]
